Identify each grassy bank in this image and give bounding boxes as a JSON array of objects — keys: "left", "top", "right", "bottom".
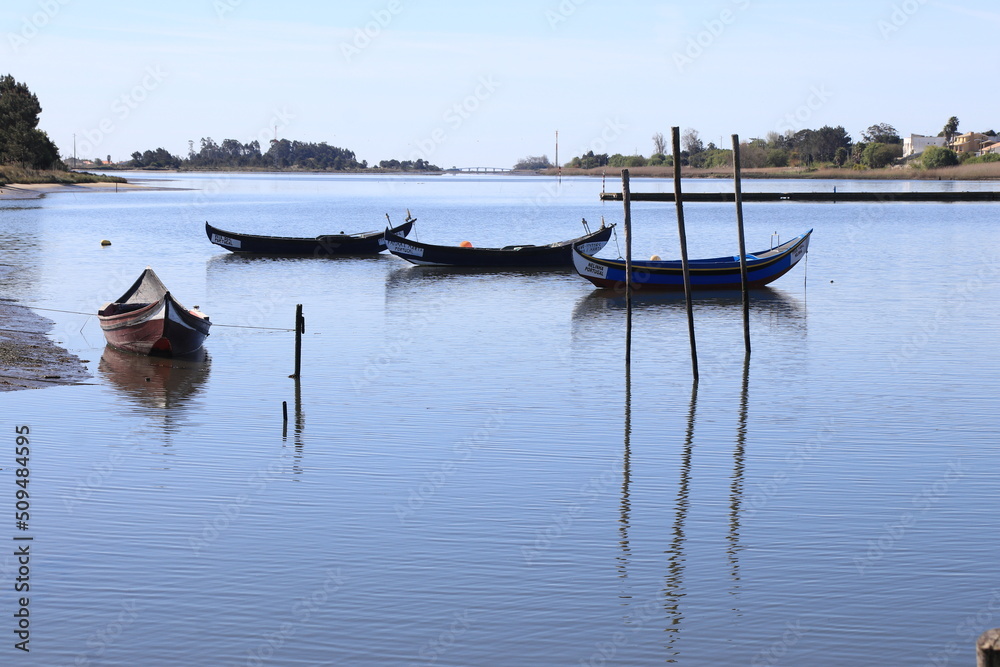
[
  {"left": 542, "top": 162, "right": 1000, "bottom": 180},
  {"left": 0, "top": 165, "right": 127, "bottom": 186}
]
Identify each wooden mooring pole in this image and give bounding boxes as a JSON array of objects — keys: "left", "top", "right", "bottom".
[
  {"left": 672, "top": 127, "right": 698, "bottom": 382},
  {"left": 290, "top": 304, "right": 304, "bottom": 379},
  {"left": 978, "top": 629, "right": 1000, "bottom": 667},
  {"left": 732, "top": 134, "right": 751, "bottom": 357},
  {"left": 622, "top": 169, "right": 633, "bottom": 367}
]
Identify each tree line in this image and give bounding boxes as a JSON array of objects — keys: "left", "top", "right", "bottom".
[
  {"left": 128, "top": 137, "right": 442, "bottom": 171},
  {"left": 556, "top": 118, "right": 995, "bottom": 172}
]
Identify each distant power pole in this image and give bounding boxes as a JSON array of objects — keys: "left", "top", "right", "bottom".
[{"left": 556, "top": 130, "right": 560, "bottom": 182}]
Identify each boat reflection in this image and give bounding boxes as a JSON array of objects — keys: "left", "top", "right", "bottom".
[
  {"left": 573, "top": 286, "right": 804, "bottom": 319},
  {"left": 207, "top": 252, "right": 396, "bottom": 266},
  {"left": 385, "top": 264, "right": 574, "bottom": 287},
  {"left": 99, "top": 345, "right": 211, "bottom": 413}
]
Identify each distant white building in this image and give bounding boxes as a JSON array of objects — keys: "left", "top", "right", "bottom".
[{"left": 902, "top": 134, "right": 946, "bottom": 157}]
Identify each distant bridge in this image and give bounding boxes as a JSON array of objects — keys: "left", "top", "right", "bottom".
[{"left": 448, "top": 167, "right": 513, "bottom": 173}]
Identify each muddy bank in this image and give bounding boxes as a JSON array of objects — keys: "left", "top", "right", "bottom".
[
  {"left": 0, "top": 297, "right": 92, "bottom": 391},
  {"left": 0, "top": 182, "right": 174, "bottom": 199}
]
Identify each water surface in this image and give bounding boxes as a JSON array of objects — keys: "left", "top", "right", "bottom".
[{"left": 1, "top": 173, "right": 998, "bottom": 665}]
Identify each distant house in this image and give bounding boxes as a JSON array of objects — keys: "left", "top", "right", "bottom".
[
  {"left": 902, "top": 134, "right": 946, "bottom": 157},
  {"left": 980, "top": 141, "right": 1000, "bottom": 155},
  {"left": 949, "top": 132, "right": 989, "bottom": 155}
]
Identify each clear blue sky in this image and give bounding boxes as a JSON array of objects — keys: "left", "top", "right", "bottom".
[{"left": 3, "top": 0, "right": 996, "bottom": 167}]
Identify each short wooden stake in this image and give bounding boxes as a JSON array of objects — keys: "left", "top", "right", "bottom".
[
  {"left": 622, "top": 169, "right": 633, "bottom": 368},
  {"left": 282, "top": 400, "right": 288, "bottom": 437},
  {"left": 671, "top": 127, "right": 698, "bottom": 382},
  {"left": 732, "top": 134, "right": 751, "bottom": 356},
  {"left": 978, "top": 629, "right": 1000, "bottom": 667}
]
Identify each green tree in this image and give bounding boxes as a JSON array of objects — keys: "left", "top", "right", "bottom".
[
  {"left": 513, "top": 155, "right": 552, "bottom": 170},
  {"left": 921, "top": 145, "right": 959, "bottom": 168},
  {"left": 0, "top": 74, "right": 61, "bottom": 169},
  {"left": 765, "top": 148, "right": 789, "bottom": 168},
  {"left": 862, "top": 123, "right": 901, "bottom": 144},
  {"left": 861, "top": 142, "right": 902, "bottom": 168}
]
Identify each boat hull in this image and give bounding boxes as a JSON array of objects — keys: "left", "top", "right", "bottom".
[
  {"left": 99, "top": 294, "right": 211, "bottom": 356},
  {"left": 573, "top": 230, "right": 811, "bottom": 290},
  {"left": 385, "top": 224, "right": 614, "bottom": 268},
  {"left": 205, "top": 216, "right": 415, "bottom": 256}
]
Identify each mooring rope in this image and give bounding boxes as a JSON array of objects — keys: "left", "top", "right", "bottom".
[
  {"left": 11, "top": 305, "right": 294, "bottom": 331},
  {"left": 612, "top": 225, "right": 623, "bottom": 260}
]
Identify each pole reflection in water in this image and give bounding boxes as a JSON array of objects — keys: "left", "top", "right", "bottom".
[
  {"left": 284, "top": 378, "right": 306, "bottom": 476},
  {"left": 617, "top": 362, "right": 632, "bottom": 585},
  {"left": 728, "top": 354, "right": 750, "bottom": 596},
  {"left": 662, "top": 378, "right": 698, "bottom": 659}
]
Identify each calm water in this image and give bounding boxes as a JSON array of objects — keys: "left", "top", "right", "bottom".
[{"left": 1, "top": 173, "right": 999, "bottom": 665}]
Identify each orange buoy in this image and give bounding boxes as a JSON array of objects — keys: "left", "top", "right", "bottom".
[{"left": 459, "top": 240, "right": 473, "bottom": 248}]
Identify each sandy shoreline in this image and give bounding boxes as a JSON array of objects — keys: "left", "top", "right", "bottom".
[
  {"left": 0, "top": 297, "right": 92, "bottom": 391},
  {"left": 0, "top": 181, "right": 174, "bottom": 199}
]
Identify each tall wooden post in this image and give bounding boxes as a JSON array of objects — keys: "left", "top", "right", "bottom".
[
  {"left": 732, "top": 134, "right": 751, "bottom": 356},
  {"left": 291, "top": 304, "right": 303, "bottom": 379},
  {"left": 622, "top": 169, "right": 633, "bottom": 367},
  {"left": 672, "top": 127, "right": 698, "bottom": 381}
]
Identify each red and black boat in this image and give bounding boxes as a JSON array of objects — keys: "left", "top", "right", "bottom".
[{"left": 97, "top": 268, "right": 211, "bottom": 356}]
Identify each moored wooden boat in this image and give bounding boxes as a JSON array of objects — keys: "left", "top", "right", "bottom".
[
  {"left": 384, "top": 220, "right": 615, "bottom": 268},
  {"left": 205, "top": 212, "right": 416, "bottom": 256},
  {"left": 97, "top": 268, "right": 211, "bottom": 356},
  {"left": 572, "top": 229, "right": 812, "bottom": 290}
]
